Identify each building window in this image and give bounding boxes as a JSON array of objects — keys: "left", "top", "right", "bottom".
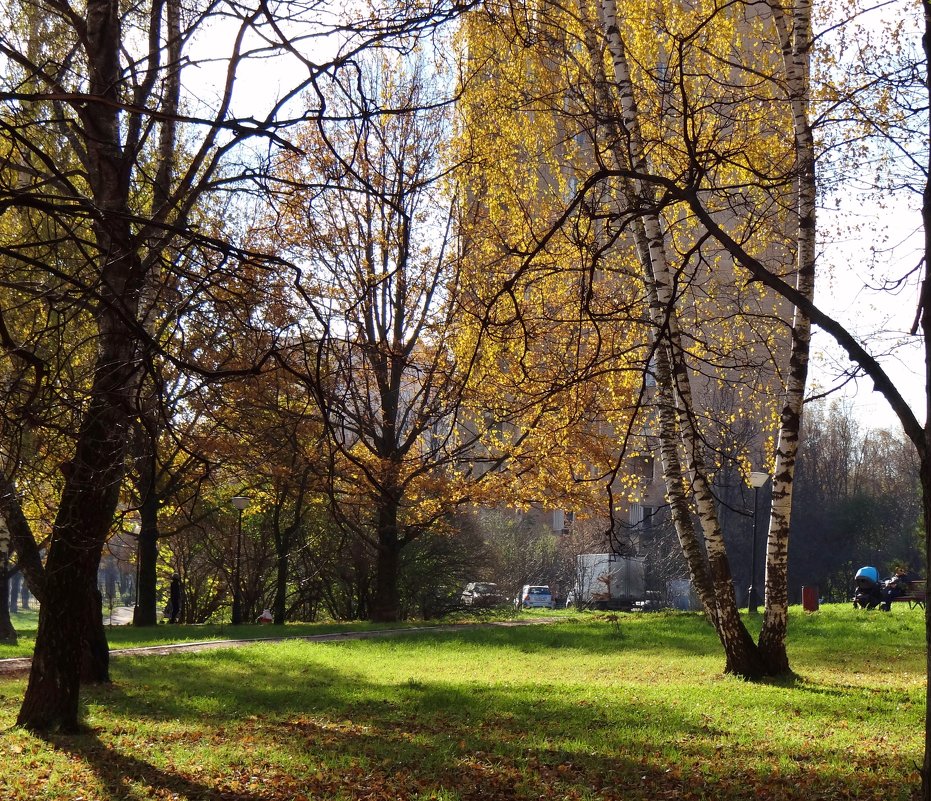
[
  {"left": 552, "top": 509, "right": 573, "bottom": 533},
  {"left": 630, "top": 504, "right": 654, "bottom": 537}
]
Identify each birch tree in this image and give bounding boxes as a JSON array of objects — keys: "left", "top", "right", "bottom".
[
  {"left": 586, "top": 0, "right": 929, "bottom": 786},
  {"left": 456, "top": 0, "right": 795, "bottom": 675}
]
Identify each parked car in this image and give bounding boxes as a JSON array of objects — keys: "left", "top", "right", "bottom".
[
  {"left": 461, "top": 582, "right": 506, "bottom": 607},
  {"left": 515, "top": 585, "right": 556, "bottom": 609},
  {"left": 632, "top": 591, "right": 664, "bottom": 612}
]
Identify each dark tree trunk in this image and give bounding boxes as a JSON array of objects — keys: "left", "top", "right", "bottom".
[
  {"left": 18, "top": 598, "right": 84, "bottom": 731},
  {"left": 18, "top": 512, "right": 118, "bottom": 732},
  {"left": 0, "top": 557, "right": 17, "bottom": 644},
  {"left": 274, "top": 543, "right": 288, "bottom": 625},
  {"left": 719, "top": 612, "right": 767, "bottom": 678},
  {"left": 133, "top": 487, "right": 160, "bottom": 626},
  {"left": 81, "top": 587, "right": 109, "bottom": 684},
  {"left": 272, "top": 473, "right": 310, "bottom": 625},
  {"left": 705, "top": 551, "right": 768, "bottom": 679},
  {"left": 370, "top": 503, "right": 402, "bottom": 622},
  {"left": 18, "top": 259, "right": 139, "bottom": 730},
  {"left": 9, "top": 569, "right": 19, "bottom": 614},
  {"left": 15, "top": 0, "right": 150, "bottom": 731},
  {"left": 350, "top": 535, "right": 371, "bottom": 620},
  {"left": 922, "top": 460, "right": 931, "bottom": 801},
  {"left": 1, "top": 474, "right": 47, "bottom": 604},
  {"left": 920, "top": 5, "right": 931, "bottom": 797}
]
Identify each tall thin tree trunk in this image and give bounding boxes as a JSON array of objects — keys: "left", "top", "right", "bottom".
[
  {"left": 916, "top": 6, "right": 931, "bottom": 797},
  {"left": 0, "top": 516, "right": 14, "bottom": 643},
  {"left": 133, "top": 460, "right": 160, "bottom": 627},
  {"left": 131, "top": 0, "right": 181, "bottom": 628},
  {"left": 271, "top": 488, "right": 289, "bottom": 625},
  {"left": 596, "top": 0, "right": 766, "bottom": 676},
  {"left": 9, "top": 569, "right": 19, "bottom": 614},
  {"left": 577, "top": 1, "right": 718, "bottom": 615},
  {"left": 756, "top": 0, "right": 815, "bottom": 674},
  {"left": 274, "top": 544, "right": 288, "bottom": 625},
  {"left": 922, "top": 460, "right": 931, "bottom": 801},
  {"left": 370, "top": 501, "right": 402, "bottom": 622},
  {"left": 274, "top": 469, "right": 310, "bottom": 625},
  {"left": 0, "top": 556, "right": 16, "bottom": 645}
]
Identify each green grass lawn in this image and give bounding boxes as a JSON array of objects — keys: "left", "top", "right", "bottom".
[
  {"left": 1, "top": 608, "right": 528, "bottom": 658},
  {"left": 0, "top": 604, "right": 925, "bottom": 800}
]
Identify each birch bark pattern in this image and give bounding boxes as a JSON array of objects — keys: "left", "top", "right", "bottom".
[
  {"left": 598, "top": 0, "right": 765, "bottom": 676},
  {"left": 576, "top": 0, "right": 717, "bottom": 617},
  {"left": 757, "top": 0, "right": 815, "bottom": 673}
]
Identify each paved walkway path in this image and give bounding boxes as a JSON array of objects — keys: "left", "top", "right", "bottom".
[
  {"left": 0, "top": 615, "right": 559, "bottom": 677},
  {"left": 103, "top": 605, "right": 135, "bottom": 626}
]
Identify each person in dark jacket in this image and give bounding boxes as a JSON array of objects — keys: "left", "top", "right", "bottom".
[
  {"left": 881, "top": 567, "right": 912, "bottom": 611},
  {"left": 167, "top": 573, "right": 183, "bottom": 624}
]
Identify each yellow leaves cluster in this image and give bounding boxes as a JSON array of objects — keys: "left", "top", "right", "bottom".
[
  {"left": 451, "top": 0, "right": 797, "bottom": 507},
  {"left": 451, "top": 2, "right": 656, "bottom": 510}
]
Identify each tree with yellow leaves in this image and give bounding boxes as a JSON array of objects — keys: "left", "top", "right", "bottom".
[
  {"left": 455, "top": 0, "right": 797, "bottom": 676},
  {"left": 595, "top": 0, "right": 804, "bottom": 676},
  {"left": 453, "top": 3, "right": 652, "bottom": 526}
]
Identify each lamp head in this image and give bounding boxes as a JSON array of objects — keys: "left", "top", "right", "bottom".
[
  {"left": 749, "top": 471, "right": 769, "bottom": 489},
  {"left": 230, "top": 495, "right": 250, "bottom": 511}
]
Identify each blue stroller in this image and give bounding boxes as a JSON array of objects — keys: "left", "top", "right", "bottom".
[{"left": 853, "top": 566, "right": 883, "bottom": 609}]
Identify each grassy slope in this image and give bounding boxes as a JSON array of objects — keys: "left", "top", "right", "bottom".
[{"left": 0, "top": 604, "right": 924, "bottom": 800}]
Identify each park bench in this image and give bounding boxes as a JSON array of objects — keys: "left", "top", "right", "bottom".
[{"left": 890, "top": 580, "right": 926, "bottom": 609}]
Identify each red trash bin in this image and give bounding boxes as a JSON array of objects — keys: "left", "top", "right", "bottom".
[{"left": 801, "top": 586, "right": 819, "bottom": 612}]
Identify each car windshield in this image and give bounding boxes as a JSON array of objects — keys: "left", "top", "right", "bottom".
[
  {"left": 529, "top": 587, "right": 549, "bottom": 594},
  {"left": 474, "top": 584, "right": 497, "bottom": 593}
]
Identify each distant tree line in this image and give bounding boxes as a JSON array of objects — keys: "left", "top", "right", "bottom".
[{"left": 788, "top": 401, "right": 922, "bottom": 602}]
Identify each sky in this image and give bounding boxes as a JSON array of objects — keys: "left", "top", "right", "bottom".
[
  {"left": 812, "top": 192, "right": 925, "bottom": 434},
  {"left": 804, "top": 0, "right": 926, "bottom": 436}
]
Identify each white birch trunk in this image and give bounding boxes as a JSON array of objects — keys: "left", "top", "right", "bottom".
[
  {"left": 757, "top": 0, "right": 815, "bottom": 671},
  {"left": 576, "top": 0, "right": 718, "bottom": 617},
  {"left": 598, "top": 0, "right": 764, "bottom": 674}
]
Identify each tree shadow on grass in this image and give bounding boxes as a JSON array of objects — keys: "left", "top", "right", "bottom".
[
  {"left": 46, "top": 720, "right": 728, "bottom": 801},
  {"left": 94, "top": 641, "right": 713, "bottom": 735},
  {"left": 48, "top": 730, "right": 265, "bottom": 801},
  {"left": 50, "top": 640, "right": 919, "bottom": 801}
]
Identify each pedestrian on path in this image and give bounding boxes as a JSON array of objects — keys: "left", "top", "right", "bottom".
[{"left": 167, "top": 573, "right": 183, "bottom": 624}]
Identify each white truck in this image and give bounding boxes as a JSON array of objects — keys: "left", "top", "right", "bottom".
[{"left": 574, "top": 553, "right": 646, "bottom": 610}]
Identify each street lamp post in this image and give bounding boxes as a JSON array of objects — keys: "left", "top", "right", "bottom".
[
  {"left": 131, "top": 522, "right": 142, "bottom": 624},
  {"left": 230, "top": 495, "right": 250, "bottom": 625},
  {"left": 747, "top": 471, "right": 769, "bottom": 614}
]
